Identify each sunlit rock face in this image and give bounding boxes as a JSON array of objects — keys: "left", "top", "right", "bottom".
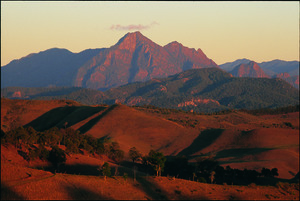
[
  {"left": 230, "top": 61, "right": 270, "bottom": 78},
  {"left": 74, "top": 31, "right": 219, "bottom": 90}
]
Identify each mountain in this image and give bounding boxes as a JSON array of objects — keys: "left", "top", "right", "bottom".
[
  {"left": 1, "top": 31, "right": 218, "bottom": 91},
  {"left": 4, "top": 68, "right": 297, "bottom": 112},
  {"left": 102, "top": 68, "right": 298, "bottom": 112},
  {"left": 285, "top": 75, "right": 299, "bottom": 89},
  {"left": 73, "top": 32, "right": 219, "bottom": 90},
  {"left": 164, "top": 41, "right": 218, "bottom": 70},
  {"left": 273, "top": 74, "right": 299, "bottom": 89},
  {"left": 220, "top": 59, "right": 299, "bottom": 77},
  {"left": 229, "top": 61, "right": 270, "bottom": 78},
  {"left": 259, "top": 59, "right": 299, "bottom": 76},
  {"left": 273, "top": 72, "right": 291, "bottom": 79},
  {"left": 1, "top": 48, "right": 103, "bottom": 88},
  {"left": 219, "top": 58, "right": 252, "bottom": 72}
]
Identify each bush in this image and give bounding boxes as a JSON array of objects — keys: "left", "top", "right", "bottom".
[
  {"left": 48, "top": 146, "right": 66, "bottom": 169},
  {"left": 100, "top": 162, "right": 111, "bottom": 180}
]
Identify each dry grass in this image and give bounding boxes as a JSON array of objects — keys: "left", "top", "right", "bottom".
[
  {"left": 1, "top": 143, "right": 299, "bottom": 200},
  {"left": 1, "top": 99, "right": 299, "bottom": 182}
]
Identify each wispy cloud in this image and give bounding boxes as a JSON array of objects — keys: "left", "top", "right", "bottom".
[{"left": 110, "top": 21, "right": 159, "bottom": 31}]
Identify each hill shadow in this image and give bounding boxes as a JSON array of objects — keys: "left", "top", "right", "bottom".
[
  {"left": 25, "top": 106, "right": 106, "bottom": 131},
  {"left": 63, "top": 184, "right": 112, "bottom": 200},
  {"left": 1, "top": 182, "right": 26, "bottom": 200},
  {"left": 78, "top": 104, "right": 119, "bottom": 134},
  {"left": 177, "top": 129, "right": 224, "bottom": 157},
  {"left": 120, "top": 161, "right": 211, "bottom": 200},
  {"left": 214, "top": 147, "right": 273, "bottom": 160}
]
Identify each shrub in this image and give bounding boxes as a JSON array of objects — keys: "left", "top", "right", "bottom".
[
  {"left": 123, "top": 173, "right": 128, "bottom": 181},
  {"left": 48, "top": 146, "right": 66, "bottom": 169},
  {"left": 100, "top": 162, "right": 111, "bottom": 180}
]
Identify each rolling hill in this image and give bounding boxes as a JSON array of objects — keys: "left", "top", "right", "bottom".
[{"left": 1, "top": 98, "right": 299, "bottom": 180}]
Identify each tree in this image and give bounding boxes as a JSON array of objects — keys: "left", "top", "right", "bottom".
[
  {"left": 271, "top": 168, "right": 279, "bottom": 177},
  {"left": 148, "top": 150, "right": 166, "bottom": 177},
  {"left": 26, "top": 126, "right": 38, "bottom": 145},
  {"left": 210, "top": 171, "right": 216, "bottom": 184},
  {"left": 261, "top": 167, "right": 272, "bottom": 178},
  {"left": 100, "top": 162, "right": 111, "bottom": 181},
  {"left": 129, "top": 147, "right": 142, "bottom": 163},
  {"left": 48, "top": 146, "right": 66, "bottom": 171},
  {"left": 113, "top": 149, "right": 124, "bottom": 163}
]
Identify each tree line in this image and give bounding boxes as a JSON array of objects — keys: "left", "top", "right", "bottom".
[
  {"left": 1, "top": 127, "right": 282, "bottom": 185},
  {"left": 1, "top": 126, "right": 125, "bottom": 170}
]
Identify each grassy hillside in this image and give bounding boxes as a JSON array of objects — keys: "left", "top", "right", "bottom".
[
  {"left": 1, "top": 98, "right": 82, "bottom": 132},
  {"left": 3, "top": 99, "right": 298, "bottom": 180},
  {"left": 1, "top": 144, "right": 299, "bottom": 200}
]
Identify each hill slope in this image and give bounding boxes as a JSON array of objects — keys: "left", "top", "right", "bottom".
[
  {"left": 102, "top": 68, "right": 299, "bottom": 112},
  {"left": 2, "top": 99, "right": 299, "bottom": 180}
]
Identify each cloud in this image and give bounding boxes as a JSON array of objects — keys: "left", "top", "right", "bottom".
[{"left": 110, "top": 21, "right": 159, "bottom": 31}]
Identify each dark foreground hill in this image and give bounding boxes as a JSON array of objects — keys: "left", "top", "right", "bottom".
[{"left": 2, "top": 68, "right": 299, "bottom": 113}]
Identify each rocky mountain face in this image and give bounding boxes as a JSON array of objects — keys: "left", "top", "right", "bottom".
[
  {"left": 73, "top": 32, "right": 218, "bottom": 90},
  {"left": 220, "top": 59, "right": 299, "bottom": 88},
  {"left": 230, "top": 61, "right": 270, "bottom": 78},
  {"left": 220, "top": 59, "right": 299, "bottom": 77},
  {"left": 1, "top": 31, "right": 218, "bottom": 91}
]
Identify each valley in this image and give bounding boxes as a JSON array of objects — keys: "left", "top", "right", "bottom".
[{"left": 1, "top": 98, "right": 299, "bottom": 200}]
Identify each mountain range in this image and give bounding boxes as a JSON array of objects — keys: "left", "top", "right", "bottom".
[
  {"left": 2, "top": 68, "right": 299, "bottom": 113},
  {"left": 3, "top": 31, "right": 298, "bottom": 90},
  {"left": 1, "top": 31, "right": 217, "bottom": 90},
  {"left": 1, "top": 31, "right": 299, "bottom": 112},
  {"left": 220, "top": 59, "right": 299, "bottom": 88}
]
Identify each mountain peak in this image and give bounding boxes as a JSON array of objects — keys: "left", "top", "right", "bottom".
[
  {"left": 230, "top": 61, "right": 270, "bottom": 78},
  {"left": 114, "top": 31, "right": 153, "bottom": 51},
  {"left": 165, "top": 41, "right": 183, "bottom": 47}
]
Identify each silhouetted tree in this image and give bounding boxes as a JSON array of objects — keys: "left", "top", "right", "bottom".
[
  {"left": 129, "top": 147, "right": 142, "bottom": 163},
  {"left": 99, "top": 162, "right": 111, "bottom": 181},
  {"left": 48, "top": 146, "right": 66, "bottom": 172},
  {"left": 261, "top": 167, "right": 272, "bottom": 178},
  {"left": 147, "top": 150, "right": 166, "bottom": 177},
  {"left": 271, "top": 168, "right": 279, "bottom": 177}
]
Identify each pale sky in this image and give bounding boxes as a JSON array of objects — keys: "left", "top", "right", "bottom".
[{"left": 1, "top": 1, "right": 299, "bottom": 66}]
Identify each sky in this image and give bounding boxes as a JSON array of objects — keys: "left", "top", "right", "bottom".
[{"left": 1, "top": 1, "right": 299, "bottom": 66}]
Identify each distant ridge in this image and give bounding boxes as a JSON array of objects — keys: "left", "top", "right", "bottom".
[
  {"left": 220, "top": 59, "right": 299, "bottom": 88},
  {"left": 2, "top": 67, "right": 298, "bottom": 113}
]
